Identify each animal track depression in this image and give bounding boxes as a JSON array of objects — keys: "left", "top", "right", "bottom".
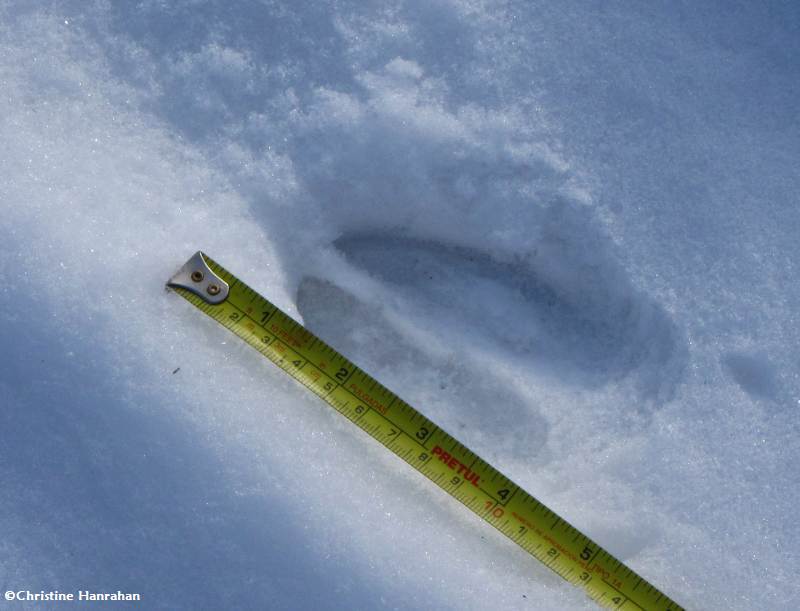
[{"left": 333, "top": 229, "right": 685, "bottom": 404}]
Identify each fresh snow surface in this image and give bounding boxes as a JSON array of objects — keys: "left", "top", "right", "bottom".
[{"left": 1, "top": 1, "right": 799, "bottom": 609}]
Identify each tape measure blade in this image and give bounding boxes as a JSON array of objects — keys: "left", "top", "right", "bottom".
[{"left": 168, "top": 252, "right": 684, "bottom": 611}]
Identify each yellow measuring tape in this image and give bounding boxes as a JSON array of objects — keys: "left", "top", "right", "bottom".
[{"left": 167, "top": 252, "right": 683, "bottom": 610}]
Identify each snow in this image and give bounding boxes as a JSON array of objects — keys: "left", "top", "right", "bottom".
[{"left": 1, "top": 1, "right": 798, "bottom": 609}]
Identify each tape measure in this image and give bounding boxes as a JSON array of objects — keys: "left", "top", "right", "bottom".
[{"left": 167, "top": 251, "right": 683, "bottom": 610}]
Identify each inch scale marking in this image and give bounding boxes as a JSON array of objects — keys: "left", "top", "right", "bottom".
[{"left": 167, "top": 251, "right": 683, "bottom": 611}]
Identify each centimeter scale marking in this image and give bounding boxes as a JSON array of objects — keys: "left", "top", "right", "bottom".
[{"left": 167, "top": 251, "right": 683, "bottom": 611}]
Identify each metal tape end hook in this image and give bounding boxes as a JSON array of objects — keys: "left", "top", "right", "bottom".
[{"left": 167, "top": 251, "right": 229, "bottom": 304}]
